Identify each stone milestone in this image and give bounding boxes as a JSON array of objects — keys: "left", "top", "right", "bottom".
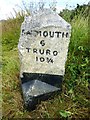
[{"left": 18, "top": 8, "right": 71, "bottom": 110}]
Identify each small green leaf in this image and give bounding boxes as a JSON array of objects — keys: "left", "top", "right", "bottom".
[
  {"left": 68, "top": 89, "right": 73, "bottom": 94},
  {"left": 85, "top": 57, "right": 89, "bottom": 64},
  {"left": 59, "top": 110, "right": 71, "bottom": 118},
  {"left": 78, "top": 46, "right": 84, "bottom": 51},
  {"left": 81, "top": 64, "right": 86, "bottom": 67}
]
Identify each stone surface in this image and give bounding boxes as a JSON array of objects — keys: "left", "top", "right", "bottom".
[
  {"left": 18, "top": 8, "right": 71, "bottom": 110},
  {"left": 18, "top": 8, "right": 71, "bottom": 78},
  {"left": 22, "top": 80, "right": 60, "bottom": 97},
  {"left": 22, "top": 80, "right": 60, "bottom": 110}
]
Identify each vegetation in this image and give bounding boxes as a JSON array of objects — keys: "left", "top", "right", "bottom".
[{"left": 2, "top": 3, "right": 89, "bottom": 119}]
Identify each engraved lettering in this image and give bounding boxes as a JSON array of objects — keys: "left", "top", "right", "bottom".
[
  {"left": 55, "top": 31, "right": 61, "bottom": 38},
  {"left": 36, "top": 56, "right": 38, "bottom": 61},
  {"left": 62, "top": 32, "right": 64, "bottom": 38},
  {"left": 22, "top": 29, "right": 25, "bottom": 33},
  {"left": 26, "top": 48, "right": 31, "bottom": 52},
  {"left": 39, "top": 49, "right": 44, "bottom": 54},
  {"left": 47, "top": 58, "right": 53, "bottom": 63},
  {"left": 33, "top": 48, "right": 37, "bottom": 54},
  {"left": 46, "top": 49, "right": 51, "bottom": 55},
  {"left": 66, "top": 32, "right": 69, "bottom": 38},
  {"left": 38, "top": 31, "right": 42, "bottom": 36},
  {"left": 40, "top": 40, "right": 45, "bottom": 46},
  {"left": 40, "top": 57, "right": 45, "bottom": 62},
  {"left": 53, "top": 51, "right": 58, "bottom": 56},
  {"left": 49, "top": 31, "right": 54, "bottom": 37},
  {"left": 43, "top": 31, "right": 48, "bottom": 37},
  {"left": 26, "top": 31, "right": 31, "bottom": 35}
]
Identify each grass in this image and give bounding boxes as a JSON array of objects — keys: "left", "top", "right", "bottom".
[
  {"left": 0, "top": 22, "right": 2, "bottom": 119},
  {"left": 2, "top": 7, "right": 89, "bottom": 119}
]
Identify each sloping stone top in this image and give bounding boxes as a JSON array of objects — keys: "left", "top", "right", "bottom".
[{"left": 21, "top": 8, "right": 71, "bottom": 33}]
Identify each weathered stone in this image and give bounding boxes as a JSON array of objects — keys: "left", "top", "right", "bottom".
[
  {"left": 18, "top": 9, "right": 71, "bottom": 77},
  {"left": 22, "top": 79, "right": 60, "bottom": 110},
  {"left": 18, "top": 8, "right": 71, "bottom": 110}
]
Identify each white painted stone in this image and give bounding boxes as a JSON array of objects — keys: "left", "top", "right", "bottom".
[{"left": 18, "top": 8, "right": 71, "bottom": 78}]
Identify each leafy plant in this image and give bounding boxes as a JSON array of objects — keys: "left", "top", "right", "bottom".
[
  {"left": 2, "top": 3, "right": 89, "bottom": 119},
  {"left": 59, "top": 110, "right": 72, "bottom": 118}
]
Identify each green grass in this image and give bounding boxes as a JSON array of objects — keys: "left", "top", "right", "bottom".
[{"left": 2, "top": 8, "right": 89, "bottom": 119}]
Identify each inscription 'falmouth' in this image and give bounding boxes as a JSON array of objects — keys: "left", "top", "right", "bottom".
[{"left": 22, "top": 30, "right": 69, "bottom": 38}]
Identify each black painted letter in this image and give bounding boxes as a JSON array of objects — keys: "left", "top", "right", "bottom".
[
  {"left": 40, "top": 57, "right": 45, "bottom": 62},
  {"left": 39, "top": 49, "right": 44, "bottom": 55},
  {"left": 66, "top": 32, "right": 69, "bottom": 38},
  {"left": 40, "top": 40, "right": 45, "bottom": 46},
  {"left": 46, "top": 49, "right": 51, "bottom": 55},
  {"left": 55, "top": 32, "right": 61, "bottom": 38},
  {"left": 49, "top": 31, "right": 54, "bottom": 38},
  {"left": 47, "top": 58, "right": 53, "bottom": 63},
  {"left": 33, "top": 48, "right": 37, "bottom": 54},
  {"left": 53, "top": 51, "right": 58, "bottom": 56},
  {"left": 26, "top": 48, "right": 31, "bottom": 53},
  {"left": 43, "top": 31, "right": 48, "bottom": 37}
]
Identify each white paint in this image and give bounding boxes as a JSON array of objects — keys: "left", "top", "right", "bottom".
[{"left": 18, "top": 8, "right": 71, "bottom": 77}]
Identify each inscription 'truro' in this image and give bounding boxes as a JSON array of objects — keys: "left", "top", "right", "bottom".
[
  {"left": 26, "top": 48, "right": 58, "bottom": 56},
  {"left": 26, "top": 48, "right": 58, "bottom": 64}
]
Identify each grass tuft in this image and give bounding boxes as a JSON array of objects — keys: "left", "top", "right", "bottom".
[{"left": 2, "top": 4, "right": 89, "bottom": 119}]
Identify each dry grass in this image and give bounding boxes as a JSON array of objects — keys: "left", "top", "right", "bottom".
[{"left": 2, "top": 8, "right": 89, "bottom": 119}]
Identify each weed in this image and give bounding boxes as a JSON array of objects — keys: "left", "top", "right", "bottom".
[{"left": 2, "top": 4, "right": 89, "bottom": 119}]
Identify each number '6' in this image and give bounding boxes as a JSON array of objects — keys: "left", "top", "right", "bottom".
[{"left": 40, "top": 40, "right": 45, "bottom": 46}]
